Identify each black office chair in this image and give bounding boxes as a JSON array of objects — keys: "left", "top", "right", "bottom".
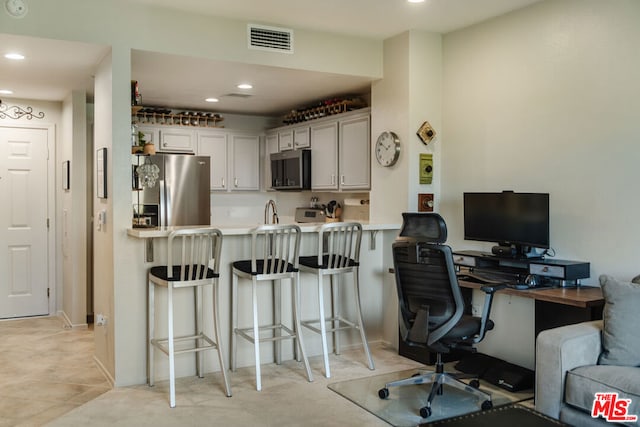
[{"left": 378, "top": 213, "right": 502, "bottom": 419}]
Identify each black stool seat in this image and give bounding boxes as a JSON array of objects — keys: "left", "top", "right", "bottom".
[
  {"left": 299, "top": 254, "right": 359, "bottom": 269},
  {"left": 150, "top": 265, "right": 218, "bottom": 281},
  {"left": 232, "top": 259, "right": 296, "bottom": 275}
]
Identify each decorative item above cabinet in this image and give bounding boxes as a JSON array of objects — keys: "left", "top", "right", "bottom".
[
  {"left": 131, "top": 106, "right": 224, "bottom": 128},
  {"left": 282, "top": 96, "right": 367, "bottom": 125}
]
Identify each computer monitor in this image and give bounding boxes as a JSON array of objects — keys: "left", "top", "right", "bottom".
[{"left": 463, "top": 191, "right": 549, "bottom": 258}]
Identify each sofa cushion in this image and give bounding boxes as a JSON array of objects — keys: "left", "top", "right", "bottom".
[
  {"left": 565, "top": 365, "right": 640, "bottom": 427},
  {"left": 598, "top": 275, "right": 640, "bottom": 367}
]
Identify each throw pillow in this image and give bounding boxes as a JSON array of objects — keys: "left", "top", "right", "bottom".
[{"left": 598, "top": 275, "right": 640, "bottom": 366}]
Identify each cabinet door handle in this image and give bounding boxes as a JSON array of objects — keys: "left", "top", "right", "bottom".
[
  {"left": 340, "top": 175, "right": 345, "bottom": 185},
  {"left": 234, "top": 178, "right": 238, "bottom": 187},
  {"left": 331, "top": 174, "right": 335, "bottom": 185},
  {"left": 221, "top": 178, "right": 225, "bottom": 188}
]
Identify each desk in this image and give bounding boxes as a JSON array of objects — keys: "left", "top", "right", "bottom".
[
  {"left": 459, "top": 280, "right": 604, "bottom": 336},
  {"left": 458, "top": 281, "right": 603, "bottom": 308}
]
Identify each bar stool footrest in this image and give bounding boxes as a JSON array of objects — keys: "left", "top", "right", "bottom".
[
  {"left": 234, "top": 324, "right": 297, "bottom": 344},
  {"left": 151, "top": 333, "right": 218, "bottom": 356},
  {"left": 301, "top": 317, "right": 360, "bottom": 334}
]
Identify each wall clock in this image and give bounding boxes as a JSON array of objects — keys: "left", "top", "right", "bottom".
[
  {"left": 4, "top": 0, "right": 28, "bottom": 18},
  {"left": 375, "top": 131, "right": 400, "bottom": 167}
]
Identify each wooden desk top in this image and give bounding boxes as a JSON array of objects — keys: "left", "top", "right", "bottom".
[{"left": 459, "top": 280, "right": 604, "bottom": 308}]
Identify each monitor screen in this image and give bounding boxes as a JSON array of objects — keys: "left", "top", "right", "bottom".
[{"left": 463, "top": 192, "right": 550, "bottom": 250}]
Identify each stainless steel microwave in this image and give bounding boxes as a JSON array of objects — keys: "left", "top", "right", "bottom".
[{"left": 270, "top": 149, "right": 311, "bottom": 190}]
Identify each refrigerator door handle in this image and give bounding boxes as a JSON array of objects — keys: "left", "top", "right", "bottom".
[{"left": 159, "top": 179, "right": 166, "bottom": 227}]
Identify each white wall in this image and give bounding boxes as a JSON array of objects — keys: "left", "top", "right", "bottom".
[
  {"left": 370, "top": 31, "right": 442, "bottom": 220},
  {"left": 61, "top": 91, "right": 88, "bottom": 328},
  {"left": 441, "top": 0, "right": 640, "bottom": 368}
]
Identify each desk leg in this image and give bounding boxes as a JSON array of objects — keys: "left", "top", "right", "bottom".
[{"left": 534, "top": 301, "right": 603, "bottom": 337}]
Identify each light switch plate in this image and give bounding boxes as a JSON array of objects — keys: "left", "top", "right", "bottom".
[{"left": 418, "top": 193, "right": 434, "bottom": 212}]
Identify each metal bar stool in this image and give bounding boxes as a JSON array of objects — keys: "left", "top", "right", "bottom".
[
  {"left": 230, "top": 224, "right": 313, "bottom": 391},
  {"left": 298, "top": 222, "right": 375, "bottom": 378},
  {"left": 148, "top": 228, "right": 231, "bottom": 408}
]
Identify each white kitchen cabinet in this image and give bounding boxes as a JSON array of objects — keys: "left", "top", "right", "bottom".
[
  {"left": 293, "top": 126, "right": 311, "bottom": 149},
  {"left": 136, "top": 126, "right": 159, "bottom": 146},
  {"left": 278, "top": 129, "right": 293, "bottom": 151},
  {"left": 197, "top": 131, "right": 228, "bottom": 190},
  {"left": 230, "top": 134, "right": 260, "bottom": 190},
  {"left": 158, "top": 128, "right": 194, "bottom": 153},
  {"left": 137, "top": 125, "right": 195, "bottom": 153},
  {"left": 277, "top": 125, "right": 309, "bottom": 151},
  {"left": 310, "top": 111, "right": 370, "bottom": 191},
  {"left": 338, "top": 114, "right": 370, "bottom": 190},
  {"left": 197, "top": 130, "right": 260, "bottom": 191},
  {"left": 310, "top": 121, "right": 339, "bottom": 190}
]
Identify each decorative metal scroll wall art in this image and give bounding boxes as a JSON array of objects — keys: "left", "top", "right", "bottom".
[{"left": 0, "top": 100, "right": 46, "bottom": 120}]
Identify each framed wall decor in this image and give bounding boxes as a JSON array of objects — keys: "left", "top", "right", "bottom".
[
  {"left": 97, "top": 147, "right": 107, "bottom": 198},
  {"left": 62, "top": 160, "right": 70, "bottom": 190}
]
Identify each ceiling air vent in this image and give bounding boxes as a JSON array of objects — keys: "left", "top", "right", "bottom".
[{"left": 248, "top": 24, "right": 294, "bottom": 54}]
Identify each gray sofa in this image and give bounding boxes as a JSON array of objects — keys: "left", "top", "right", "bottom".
[{"left": 536, "top": 320, "right": 640, "bottom": 426}]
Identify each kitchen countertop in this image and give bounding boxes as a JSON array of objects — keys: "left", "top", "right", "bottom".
[{"left": 127, "top": 221, "right": 400, "bottom": 239}]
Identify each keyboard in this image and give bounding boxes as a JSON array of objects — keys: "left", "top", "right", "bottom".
[
  {"left": 457, "top": 270, "right": 554, "bottom": 290},
  {"left": 456, "top": 269, "right": 522, "bottom": 285}
]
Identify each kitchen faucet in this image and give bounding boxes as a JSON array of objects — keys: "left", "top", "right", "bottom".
[{"left": 264, "top": 199, "right": 279, "bottom": 224}]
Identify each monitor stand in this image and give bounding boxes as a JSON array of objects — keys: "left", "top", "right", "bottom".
[{"left": 491, "top": 244, "right": 542, "bottom": 260}]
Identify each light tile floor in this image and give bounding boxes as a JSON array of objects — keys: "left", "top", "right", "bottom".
[
  {"left": 0, "top": 316, "right": 534, "bottom": 426},
  {"left": 0, "top": 316, "right": 111, "bottom": 426}
]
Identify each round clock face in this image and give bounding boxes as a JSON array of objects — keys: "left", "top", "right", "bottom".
[
  {"left": 375, "top": 131, "right": 400, "bottom": 167},
  {"left": 5, "top": 0, "right": 28, "bottom": 18}
]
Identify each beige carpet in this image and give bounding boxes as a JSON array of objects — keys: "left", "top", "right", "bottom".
[{"left": 47, "top": 341, "right": 426, "bottom": 426}]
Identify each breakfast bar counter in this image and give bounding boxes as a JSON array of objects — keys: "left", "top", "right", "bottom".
[{"left": 126, "top": 221, "right": 401, "bottom": 384}]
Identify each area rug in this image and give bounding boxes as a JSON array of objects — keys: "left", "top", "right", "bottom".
[{"left": 328, "top": 368, "right": 534, "bottom": 427}]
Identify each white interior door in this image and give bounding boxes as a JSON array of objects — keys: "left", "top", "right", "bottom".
[{"left": 0, "top": 126, "right": 49, "bottom": 319}]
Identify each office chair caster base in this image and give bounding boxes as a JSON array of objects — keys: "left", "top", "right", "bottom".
[
  {"left": 469, "top": 379, "right": 480, "bottom": 388},
  {"left": 378, "top": 388, "right": 389, "bottom": 399},
  {"left": 420, "top": 406, "right": 432, "bottom": 418},
  {"left": 481, "top": 400, "right": 493, "bottom": 411}
]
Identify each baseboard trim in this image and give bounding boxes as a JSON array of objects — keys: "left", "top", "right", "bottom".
[
  {"left": 93, "top": 355, "right": 115, "bottom": 387},
  {"left": 59, "top": 310, "right": 89, "bottom": 330}
]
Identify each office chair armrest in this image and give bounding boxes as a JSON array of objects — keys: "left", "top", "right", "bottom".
[
  {"left": 473, "top": 287, "right": 503, "bottom": 343},
  {"left": 479, "top": 284, "right": 507, "bottom": 294},
  {"left": 407, "top": 306, "right": 430, "bottom": 344}
]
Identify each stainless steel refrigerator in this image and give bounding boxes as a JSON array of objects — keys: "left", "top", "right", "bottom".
[{"left": 133, "top": 154, "right": 210, "bottom": 227}]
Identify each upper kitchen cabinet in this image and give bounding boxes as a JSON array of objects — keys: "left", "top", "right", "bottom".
[
  {"left": 197, "top": 130, "right": 228, "bottom": 190},
  {"left": 230, "top": 134, "right": 260, "bottom": 191},
  {"left": 137, "top": 126, "right": 195, "bottom": 153},
  {"left": 338, "top": 113, "right": 370, "bottom": 190},
  {"left": 310, "top": 121, "right": 339, "bottom": 190},
  {"left": 197, "top": 130, "right": 260, "bottom": 191},
  {"left": 309, "top": 109, "right": 370, "bottom": 191},
  {"left": 159, "top": 128, "right": 195, "bottom": 153},
  {"left": 277, "top": 125, "right": 310, "bottom": 151}
]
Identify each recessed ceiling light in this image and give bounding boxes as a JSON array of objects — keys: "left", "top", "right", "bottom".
[
  {"left": 237, "top": 83, "right": 253, "bottom": 90},
  {"left": 4, "top": 53, "right": 25, "bottom": 60},
  {"left": 205, "top": 98, "right": 219, "bottom": 103},
  {"left": 407, "top": 0, "right": 425, "bottom": 3},
  {"left": 0, "top": 89, "right": 14, "bottom": 95}
]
